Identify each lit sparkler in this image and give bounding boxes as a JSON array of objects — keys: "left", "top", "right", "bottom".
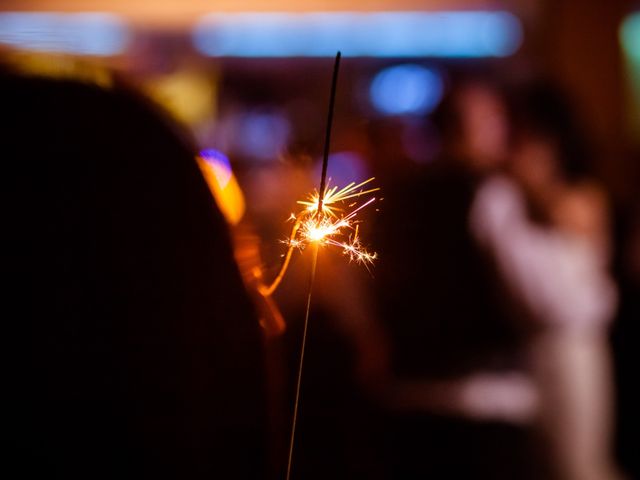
[
  {"left": 260, "top": 51, "right": 378, "bottom": 480},
  {"left": 292, "top": 179, "right": 379, "bottom": 261},
  {"left": 258, "top": 178, "right": 378, "bottom": 296}
]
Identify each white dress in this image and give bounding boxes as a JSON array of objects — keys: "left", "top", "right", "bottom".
[{"left": 469, "top": 176, "right": 617, "bottom": 333}]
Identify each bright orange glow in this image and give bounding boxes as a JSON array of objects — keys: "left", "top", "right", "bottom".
[
  {"left": 258, "top": 177, "right": 378, "bottom": 296},
  {"left": 297, "top": 177, "right": 378, "bottom": 218},
  {"left": 196, "top": 155, "right": 246, "bottom": 225},
  {"left": 291, "top": 179, "right": 378, "bottom": 262}
]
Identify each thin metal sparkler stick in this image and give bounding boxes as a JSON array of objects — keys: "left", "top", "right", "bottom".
[
  {"left": 285, "top": 244, "right": 318, "bottom": 480},
  {"left": 317, "top": 51, "right": 341, "bottom": 215},
  {"left": 285, "top": 51, "right": 341, "bottom": 480}
]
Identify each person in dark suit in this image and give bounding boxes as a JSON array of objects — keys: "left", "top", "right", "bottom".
[{"left": 374, "top": 78, "right": 541, "bottom": 479}]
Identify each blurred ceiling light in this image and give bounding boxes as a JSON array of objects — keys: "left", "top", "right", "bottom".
[
  {"left": 370, "top": 64, "right": 444, "bottom": 115},
  {"left": 193, "top": 11, "right": 522, "bottom": 58},
  {"left": 0, "top": 12, "right": 129, "bottom": 56}
]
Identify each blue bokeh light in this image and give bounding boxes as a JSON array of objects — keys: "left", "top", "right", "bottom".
[
  {"left": 315, "top": 151, "right": 370, "bottom": 187},
  {"left": 199, "top": 148, "right": 232, "bottom": 187},
  {"left": 193, "top": 11, "right": 523, "bottom": 58},
  {"left": 0, "top": 12, "right": 130, "bottom": 56},
  {"left": 200, "top": 148, "right": 232, "bottom": 171},
  {"left": 234, "top": 110, "right": 291, "bottom": 162},
  {"left": 370, "top": 64, "right": 444, "bottom": 116}
]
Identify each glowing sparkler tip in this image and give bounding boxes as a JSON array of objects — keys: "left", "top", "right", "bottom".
[
  {"left": 290, "top": 178, "right": 378, "bottom": 264},
  {"left": 260, "top": 177, "right": 378, "bottom": 297}
]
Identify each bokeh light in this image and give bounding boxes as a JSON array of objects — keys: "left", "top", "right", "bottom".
[
  {"left": 234, "top": 110, "right": 291, "bottom": 162},
  {"left": 193, "top": 11, "right": 523, "bottom": 58},
  {"left": 0, "top": 12, "right": 130, "bottom": 56},
  {"left": 314, "top": 151, "right": 370, "bottom": 187},
  {"left": 620, "top": 11, "right": 640, "bottom": 62},
  {"left": 370, "top": 64, "right": 444, "bottom": 116},
  {"left": 198, "top": 148, "right": 246, "bottom": 225}
]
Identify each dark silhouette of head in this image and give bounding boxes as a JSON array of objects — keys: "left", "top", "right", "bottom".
[{"left": 2, "top": 68, "right": 266, "bottom": 479}]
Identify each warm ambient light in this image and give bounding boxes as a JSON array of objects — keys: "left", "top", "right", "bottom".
[
  {"left": 197, "top": 149, "right": 246, "bottom": 225},
  {"left": 0, "top": 12, "right": 130, "bottom": 56},
  {"left": 193, "top": 11, "right": 523, "bottom": 58}
]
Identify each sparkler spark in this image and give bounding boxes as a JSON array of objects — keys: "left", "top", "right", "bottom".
[
  {"left": 257, "top": 177, "right": 379, "bottom": 297},
  {"left": 294, "top": 182, "right": 378, "bottom": 261},
  {"left": 297, "top": 177, "right": 379, "bottom": 218}
]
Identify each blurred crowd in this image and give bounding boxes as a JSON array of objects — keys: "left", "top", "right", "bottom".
[
  {"left": 3, "top": 4, "right": 640, "bottom": 479},
  {"left": 254, "top": 75, "right": 639, "bottom": 480}
]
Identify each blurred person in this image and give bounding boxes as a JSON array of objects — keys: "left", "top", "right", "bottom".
[
  {"left": 374, "top": 77, "right": 544, "bottom": 479},
  {"left": 470, "top": 81, "right": 622, "bottom": 480},
  {"left": 2, "top": 66, "right": 267, "bottom": 479}
]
